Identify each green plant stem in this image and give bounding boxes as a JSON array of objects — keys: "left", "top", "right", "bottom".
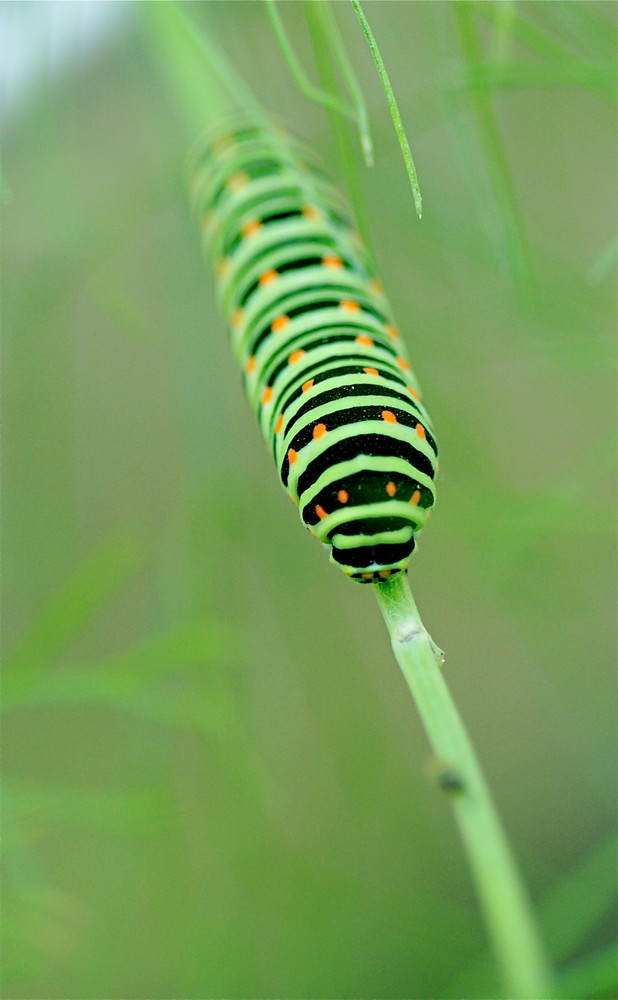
[
  {"left": 373, "top": 572, "right": 553, "bottom": 1000},
  {"left": 351, "top": 0, "right": 422, "bottom": 218}
]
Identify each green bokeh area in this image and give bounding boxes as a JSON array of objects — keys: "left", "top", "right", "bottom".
[{"left": 2, "top": 2, "right": 616, "bottom": 998}]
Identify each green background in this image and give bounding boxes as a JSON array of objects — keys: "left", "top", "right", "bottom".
[{"left": 3, "top": 2, "right": 616, "bottom": 998}]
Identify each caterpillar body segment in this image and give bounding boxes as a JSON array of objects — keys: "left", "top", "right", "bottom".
[{"left": 191, "top": 124, "right": 437, "bottom": 582}]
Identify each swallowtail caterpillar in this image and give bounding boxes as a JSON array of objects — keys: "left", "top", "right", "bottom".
[{"left": 190, "top": 123, "right": 437, "bottom": 582}]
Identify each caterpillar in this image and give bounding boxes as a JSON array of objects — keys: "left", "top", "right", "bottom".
[{"left": 190, "top": 123, "right": 437, "bottom": 583}]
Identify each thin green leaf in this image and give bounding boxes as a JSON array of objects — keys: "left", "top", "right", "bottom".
[
  {"left": 156, "top": 1, "right": 268, "bottom": 133},
  {"left": 0, "top": 166, "right": 12, "bottom": 204},
  {"left": 4, "top": 532, "right": 148, "bottom": 705},
  {"left": 7, "top": 618, "right": 227, "bottom": 712},
  {"left": 350, "top": 0, "right": 423, "bottom": 219},
  {"left": 486, "top": 0, "right": 517, "bottom": 65},
  {"left": 5, "top": 782, "right": 171, "bottom": 836},
  {"left": 454, "top": 3, "right": 535, "bottom": 293},
  {"left": 588, "top": 234, "right": 618, "bottom": 285},
  {"left": 265, "top": 0, "right": 357, "bottom": 127},
  {"left": 164, "top": 1, "right": 321, "bottom": 192},
  {"left": 555, "top": 942, "right": 618, "bottom": 1000},
  {"left": 476, "top": 0, "right": 615, "bottom": 76},
  {"left": 314, "top": 0, "right": 374, "bottom": 167},
  {"left": 445, "top": 60, "right": 616, "bottom": 99},
  {"left": 144, "top": 0, "right": 231, "bottom": 138},
  {"left": 446, "top": 835, "right": 618, "bottom": 998},
  {"left": 539, "top": 834, "right": 618, "bottom": 963},
  {"left": 541, "top": 0, "right": 617, "bottom": 65},
  {"left": 306, "top": 0, "right": 369, "bottom": 234}
]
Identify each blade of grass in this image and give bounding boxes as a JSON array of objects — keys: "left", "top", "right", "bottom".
[{"left": 351, "top": 0, "right": 423, "bottom": 219}]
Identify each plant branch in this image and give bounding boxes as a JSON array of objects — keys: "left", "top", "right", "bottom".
[{"left": 373, "top": 572, "right": 553, "bottom": 1000}]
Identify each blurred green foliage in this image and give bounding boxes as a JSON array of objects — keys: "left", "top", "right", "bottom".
[{"left": 2, "top": 2, "right": 616, "bottom": 998}]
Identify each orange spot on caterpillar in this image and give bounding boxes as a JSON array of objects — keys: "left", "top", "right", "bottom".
[
  {"left": 369, "top": 278, "right": 384, "bottom": 294},
  {"left": 302, "top": 205, "right": 319, "bottom": 220},
  {"left": 337, "top": 489, "right": 349, "bottom": 504},
  {"left": 322, "top": 255, "right": 343, "bottom": 269},
  {"left": 386, "top": 482, "right": 397, "bottom": 497},
  {"left": 312, "top": 423, "right": 327, "bottom": 439},
  {"left": 231, "top": 307, "right": 244, "bottom": 327},
  {"left": 226, "top": 171, "right": 249, "bottom": 191},
  {"left": 216, "top": 257, "right": 230, "bottom": 278},
  {"left": 363, "top": 367, "right": 378, "bottom": 376},
  {"left": 385, "top": 323, "right": 399, "bottom": 341},
  {"left": 275, "top": 414, "right": 284, "bottom": 434},
  {"left": 315, "top": 504, "right": 328, "bottom": 520},
  {"left": 381, "top": 410, "right": 397, "bottom": 424},
  {"left": 288, "top": 448, "right": 298, "bottom": 465},
  {"left": 246, "top": 356, "right": 256, "bottom": 373},
  {"left": 396, "top": 356, "right": 410, "bottom": 371},
  {"left": 242, "top": 219, "right": 262, "bottom": 238},
  {"left": 407, "top": 387, "right": 420, "bottom": 400},
  {"left": 259, "top": 269, "right": 278, "bottom": 286},
  {"left": 288, "top": 349, "right": 304, "bottom": 364},
  {"left": 362, "top": 572, "right": 373, "bottom": 580},
  {"left": 416, "top": 423, "right": 426, "bottom": 439},
  {"left": 410, "top": 490, "right": 421, "bottom": 505},
  {"left": 302, "top": 379, "right": 315, "bottom": 392},
  {"left": 378, "top": 570, "right": 392, "bottom": 578},
  {"left": 272, "top": 315, "right": 289, "bottom": 333},
  {"left": 341, "top": 300, "right": 361, "bottom": 312},
  {"left": 261, "top": 387, "right": 273, "bottom": 405},
  {"left": 355, "top": 335, "right": 373, "bottom": 347}
]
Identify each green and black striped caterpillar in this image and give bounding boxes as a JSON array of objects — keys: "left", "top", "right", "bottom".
[{"left": 190, "top": 123, "right": 437, "bottom": 583}]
